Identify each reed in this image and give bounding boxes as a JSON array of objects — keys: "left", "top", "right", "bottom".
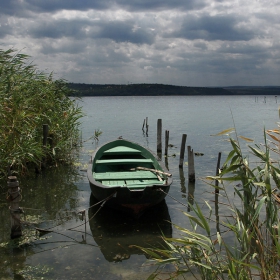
[
  {"left": 0, "top": 48, "right": 83, "bottom": 178},
  {"left": 141, "top": 128, "right": 280, "bottom": 280}
]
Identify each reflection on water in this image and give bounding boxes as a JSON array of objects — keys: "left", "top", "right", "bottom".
[
  {"left": 187, "top": 182, "right": 195, "bottom": 212},
  {"left": 0, "top": 165, "right": 81, "bottom": 279},
  {"left": 89, "top": 194, "right": 172, "bottom": 262},
  {"left": 179, "top": 167, "right": 195, "bottom": 211},
  {"left": 0, "top": 96, "right": 279, "bottom": 279},
  {"left": 179, "top": 167, "right": 186, "bottom": 198}
]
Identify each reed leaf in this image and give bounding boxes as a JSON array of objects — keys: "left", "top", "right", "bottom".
[
  {"left": 238, "top": 135, "right": 254, "bottom": 142},
  {"left": 223, "top": 149, "right": 238, "bottom": 167},
  {"left": 230, "top": 138, "right": 242, "bottom": 156},
  {"left": 266, "top": 132, "right": 280, "bottom": 142},
  {"left": 212, "top": 128, "right": 235, "bottom": 136},
  {"left": 250, "top": 196, "right": 266, "bottom": 227},
  {"left": 189, "top": 260, "right": 212, "bottom": 270},
  {"left": 146, "top": 273, "right": 158, "bottom": 280},
  {"left": 220, "top": 164, "right": 242, "bottom": 175},
  {"left": 179, "top": 212, "right": 209, "bottom": 234}
]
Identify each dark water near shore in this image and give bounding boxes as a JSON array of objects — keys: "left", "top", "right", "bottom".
[{"left": 0, "top": 95, "right": 279, "bottom": 279}]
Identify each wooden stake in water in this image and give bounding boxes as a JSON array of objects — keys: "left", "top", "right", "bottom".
[
  {"left": 142, "top": 119, "right": 146, "bottom": 131},
  {"left": 165, "top": 130, "right": 169, "bottom": 156},
  {"left": 157, "top": 119, "right": 162, "bottom": 154},
  {"left": 7, "top": 176, "right": 23, "bottom": 239},
  {"left": 179, "top": 134, "right": 187, "bottom": 167},
  {"left": 188, "top": 146, "right": 195, "bottom": 182},
  {"left": 215, "top": 152, "right": 222, "bottom": 194}
]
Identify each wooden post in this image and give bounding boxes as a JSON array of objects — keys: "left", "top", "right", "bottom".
[
  {"left": 142, "top": 119, "right": 146, "bottom": 131},
  {"left": 7, "top": 176, "right": 23, "bottom": 239},
  {"left": 188, "top": 146, "right": 195, "bottom": 182},
  {"left": 165, "top": 130, "right": 169, "bottom": 156},
  {"left": 215, "top": 152, "right": 222, "bottom": 194},
  {"left": 157, "top": 119, "right": 162, "bottom": 154},
  {"left": 214, "top": 153, "right": 222, "bottom": 233},
  {"left": 179, "top": 134, "right": 187, "bottom": 167},
  {"left": 215, "top": 192, "right": 220, "bottom": 233}
]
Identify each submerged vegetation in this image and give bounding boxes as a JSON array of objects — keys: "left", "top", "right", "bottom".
[
  {"left": 142, "top": 127, "right": 280, "bottom": 279},
  {"left": 0, "top": 48, "right": 83, "bottom": 179}
]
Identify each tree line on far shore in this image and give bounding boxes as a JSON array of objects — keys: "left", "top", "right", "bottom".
[{"left": 68, "top": 83, "right": 280, "bottom": 96}]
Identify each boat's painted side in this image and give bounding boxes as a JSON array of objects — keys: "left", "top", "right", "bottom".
[{"left": 87, "top": 139, "right": 172, "bottom": 216}]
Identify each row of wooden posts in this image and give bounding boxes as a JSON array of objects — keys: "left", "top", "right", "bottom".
[{"left": 150, "top": 118, "right": 195, "bottom": 182}]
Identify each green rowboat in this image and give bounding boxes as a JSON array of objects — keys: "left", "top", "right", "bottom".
[{"left": 87, "top": 139, "right": 172, "bottom": 216}]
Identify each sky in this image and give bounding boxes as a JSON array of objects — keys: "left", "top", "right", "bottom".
[{"left": 0, "top": 0, "right": 280, "bottom": 87}]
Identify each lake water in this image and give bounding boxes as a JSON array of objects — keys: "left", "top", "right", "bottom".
[{"left": 0, "top": 95, "right": 279, "bottom": 279}]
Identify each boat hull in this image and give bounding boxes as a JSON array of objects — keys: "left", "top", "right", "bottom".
[
  {"left": 87, "top": 139, "right": 172, "bottom": 216},
  {"left": 88, "top": 176, "right": 170, "bottom": 215}
]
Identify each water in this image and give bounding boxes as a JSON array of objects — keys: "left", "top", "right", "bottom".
[{"left": 0, "top": 95, "right": 279, "bottom": 279}]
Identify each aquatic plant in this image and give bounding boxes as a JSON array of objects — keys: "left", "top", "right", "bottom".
[
  {"left": 0, "top": 48, "right": 83, "bottom": 178},
  {"left": 141, "top": 127, "right": 280, "bottom": 280}
]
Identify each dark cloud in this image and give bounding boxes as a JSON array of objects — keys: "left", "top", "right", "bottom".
[
  {"left": 29, "top": 18, "right": 154, "bottom": 45},
  {"left": 29, "top": 19, "right": 88, "bottom": 39},
  {"left": 0, "top": 17, "right": 10, "bottom": 38},
  {"left": 26, "top": 0, "right": 112, "bottom": 12},
  {"left": 0, "top": 0, "right": 111, "bottom": 16},
  {"left": 0, "top": 0, "right": 206, "bottom": 16},
  {"left": 116, "top": 0, "right": 206, "bottom": 11},
  {"left": 0, "top": 0, "right": 21, "bottom": 16},
  {"left": 0, "top": 0, "right": 34, "bottom": 17},
  {"left": 172, "top": 14, "right": 255, "bottom": 41},
  {"left": 94, "top": 21, "right": 155, "bottom": 44}
]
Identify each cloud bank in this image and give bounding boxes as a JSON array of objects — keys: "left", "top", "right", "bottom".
[{"left": 1, "top": 0, "right": 279, "bottom": 86}]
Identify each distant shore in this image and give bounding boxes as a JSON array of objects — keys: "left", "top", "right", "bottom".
[{"left": 68, "top": 83, "right": 280, "bottom": 96}]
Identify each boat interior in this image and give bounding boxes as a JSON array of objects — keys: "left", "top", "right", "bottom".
[{"left": 92, "top": 146, "right": 166, "bottom": 188}]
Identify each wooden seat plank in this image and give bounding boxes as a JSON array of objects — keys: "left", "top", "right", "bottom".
[
  {"left": 94, "top": 171, "right": 159, "bottom": 180},
  {"left": 95, "top": 159, "right": 153, "bottom": 165},
  {"left": 100, "top": 179, "right": 165, "bottom": 188}
]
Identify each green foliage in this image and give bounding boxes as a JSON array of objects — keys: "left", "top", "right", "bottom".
[
  {"left": 142, "top": 128, "right": 280, "bottom": 280},
  {"left": 0, "top": 48, "right": 83, "bottom": 178}
]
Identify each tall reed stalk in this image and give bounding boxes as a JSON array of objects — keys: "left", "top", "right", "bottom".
[
  {"left": 141, "top": 128, "right": 280, "bottom": 280},
  {"left": 0, "top": 48, "right": 83, "bottom": 178}
]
